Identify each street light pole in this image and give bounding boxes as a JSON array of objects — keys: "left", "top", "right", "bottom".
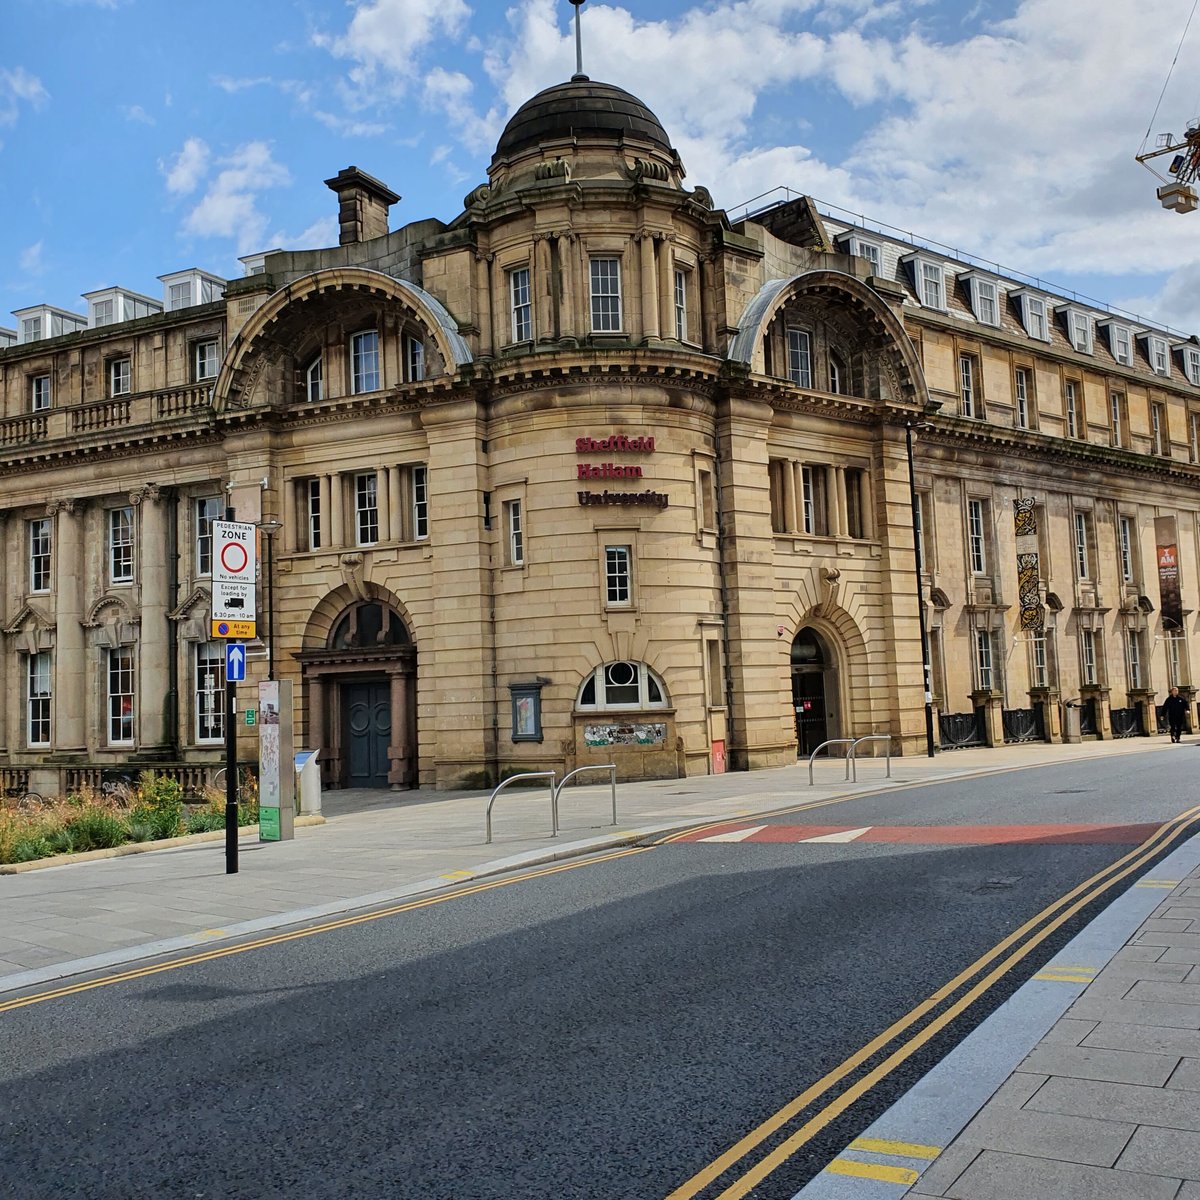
[{"left": 906, "top": 421, "right": 937, "bottom": 757}]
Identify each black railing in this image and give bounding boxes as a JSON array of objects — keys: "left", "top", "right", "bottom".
[
  {"left": 1002, "top": 707, "right": 1045, "bottom": 744},
  {"left": 939, "top": 708, "right": 987, "bottom": 749},
  {"left": 1110, "top": 706, "right": 1144, "bottom": 738}
]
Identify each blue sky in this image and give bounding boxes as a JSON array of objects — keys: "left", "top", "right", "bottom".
[{"left": 4, "top": 0, "right": 1200, "bottom": 332}]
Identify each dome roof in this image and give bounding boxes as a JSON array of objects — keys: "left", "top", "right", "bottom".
[{"left": 493, "top": 76, "right": 674, "bottom": 162}]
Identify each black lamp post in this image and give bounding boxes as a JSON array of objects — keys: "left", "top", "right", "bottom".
[
  {"left": 257, "top": 519, "right": 282, "bottom": 679},
  {"left": 905, "top": 421, "right": 937, "bottom": 757}
]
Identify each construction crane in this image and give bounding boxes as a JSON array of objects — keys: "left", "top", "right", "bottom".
[
  {"left": 1136, "top": 0, "right": 1200, "bottom": 213},
  {"left": 1137, "top": 123, "right": 1200, "bottom": 213}
]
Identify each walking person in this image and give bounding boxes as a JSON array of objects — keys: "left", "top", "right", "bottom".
[{"left": 1164, "top": 686, "right": 1190, "bottom": 743}]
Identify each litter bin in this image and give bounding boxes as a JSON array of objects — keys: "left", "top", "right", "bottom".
[
  {"left": 295, "top": 749, "right": 322, "bottom": 815},
  {"left": 1062, "top": 700, "right": 1082, "bottom": 744}
]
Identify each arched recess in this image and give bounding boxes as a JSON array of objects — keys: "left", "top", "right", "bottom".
[
  {"left": 727, "top": 269, "right": 929, "bottom": 406},
  {"left": 782, "top": 603, "right": 872, "bottom": 756},
  {"left": 296, "top": 582, "right": 418, "bottom": 791},
  {"left": 212, "top": 267, "right": 473, "bottom": 413}
]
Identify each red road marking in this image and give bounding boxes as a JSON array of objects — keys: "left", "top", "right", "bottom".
[{"left": 679, "top": 823, "right": 1160, "bottom": 846}]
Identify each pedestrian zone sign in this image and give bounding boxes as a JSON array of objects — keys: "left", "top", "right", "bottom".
[{"left": 211, "top": 519, "right": 257, "bottom": 638}]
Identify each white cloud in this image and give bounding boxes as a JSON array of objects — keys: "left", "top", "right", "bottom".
[
  {"left": 0, "top": 67, "right": 49, "bottom": 127},
  {"left": 161, "top": 137, "right": 211, "bottom": 196},
  {"left": 314, "top": 0, "right": 472, "bottom": 92},
  {"left": 272, "top": 215, "right": 340, "bottom": 253},
  {"left": 182, "top": 142, "right": 292, "bottom": 256},
  {"left": 122, "top": 104, "right": 154, "bottom": 126},
  {"left": 19, "top": 241, "right": 45, "bottom": 275}
]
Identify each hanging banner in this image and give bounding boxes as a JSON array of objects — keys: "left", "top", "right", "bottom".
[
  {"left": 1156, "top": 516, "right": 1184, "bottom": 632},
  {"left": 1013, "top": 499, "right": 1043, "bottom": 631}
]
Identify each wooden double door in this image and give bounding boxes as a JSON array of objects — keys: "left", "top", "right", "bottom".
[{"left": 345, "top": 681, "right": 392, "bottom": 789}]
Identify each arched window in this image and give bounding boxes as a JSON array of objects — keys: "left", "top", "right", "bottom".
[
  {"left": 576, "top": 661, "right": 668, "bottom": 711},
  {"left": 328, "top": 602, "right": 408, "bottom": 650},
  {"left": 305, "top": 355, "right": 323, "bottom": 402}
]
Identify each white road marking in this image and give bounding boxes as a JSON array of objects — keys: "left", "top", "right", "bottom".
[
  {"left": 801, "top": 827, "right": 873, "bottom": 844},
  {"left": 702, "top": 825, "right": 768, "bottom": 843}
]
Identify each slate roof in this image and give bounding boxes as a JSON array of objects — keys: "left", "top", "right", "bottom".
[{"left": 493, "top": 76, "right": 674, "bottom": 161}]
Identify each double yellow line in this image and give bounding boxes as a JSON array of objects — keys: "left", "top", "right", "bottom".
[
  {"left": 664, "top": 802, "right": 1200, "bottom": 1200},
  {"left": 0, "top": 846, "right": 650, "bottom": 1016}
]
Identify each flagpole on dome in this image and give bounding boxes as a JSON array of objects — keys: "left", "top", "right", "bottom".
[{"left": 569, "top": 0, "right": 588, "bottom": 80}]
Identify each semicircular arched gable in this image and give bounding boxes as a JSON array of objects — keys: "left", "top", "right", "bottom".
[
  {"left": 213, "top": 267, "right": 473, "bottom": 413},
  {"left": 728, "top": 269, "right": 928, "bottom": 406},
  {"left": 301, "top": 582, "right": 417, "bottom": 653}
]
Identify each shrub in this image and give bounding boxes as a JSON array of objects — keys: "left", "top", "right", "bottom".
[
  {"left": 131, "top": 772, "right": 184, "bottom": 839},
  {"left": 186, "top": 810, "right": 225, "bottom": 834},
  {"left": 126, "top": 819, "right": 156, "bottom": 843},
  {"left": 67, "top": 808, "right": 129, "bottom": 851},
  {"left": 45, "top": 827, "right": 79, "bottom": 855},
  {"left": 12, "top": 836, "right": 52, "bottom": 863}
]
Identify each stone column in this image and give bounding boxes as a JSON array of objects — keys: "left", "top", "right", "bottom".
[
  {"left": 376, "top": 468, "right": 391, "bottom": 543},
  {"left": 388, "top": 466, "right": 404, "bottom": 543},
  {"left": 558, "top": 234, "right": 577, "bottom": 345},
  {"left": 51, "top": 500, "right": 85, "bottom": 752},
  {"left": 698, "top": 254, "right": 715, "bottom": 353},
  {"left": 640, "top": 234, "right": 660, "bottom": 342},
  {"left": 307, "top": 675, "right": 325, "bottom": 762},
  {"left": 782, "top": 460, "right": 798, "bottom": 533},
  {"left": 318, "top": 475, "right": 332, "bottom": 549},
  {"left": 288, "top": 480, "right": 303, "bottom": 553},
  {"left": 133, "top": 485, "right": 169, "bottom": 750},
  {"left": 328, "top": 474, "right": 344, "bottom": 549},
  {"left": 475, "top": 253, "right": 494, "bottom": 358},
  {"left": 387, "top": 668, "right": 410, "bottom": 789},
  {"left": 535, "top": 236, "right": 553, "bottom": 343},
  {"left": 658, "top": 238, "right": 675, "bottom": 339},
  {"left": 833, "top": 468, "right": 849, "bottom": 538}
]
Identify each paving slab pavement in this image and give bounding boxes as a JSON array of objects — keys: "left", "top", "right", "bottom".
[{"left": 0, "top": 736, "right": 1186, "bottom": 999}]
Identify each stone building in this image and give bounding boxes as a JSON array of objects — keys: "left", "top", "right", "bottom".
[{"left": 0, "top": 72, "right": 1197, "bottom": 796}]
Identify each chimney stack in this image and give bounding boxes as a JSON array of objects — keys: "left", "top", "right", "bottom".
[{"left": 324, "top": 166, "right": 401, "bottom": 246}]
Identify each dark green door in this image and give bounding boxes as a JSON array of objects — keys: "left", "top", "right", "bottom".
[{"left": 346, "top": 682, "right": 391, "bottom": 788}]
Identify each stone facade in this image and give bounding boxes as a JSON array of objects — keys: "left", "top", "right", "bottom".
[{"left": 0, "top": 75, "right": 1198, "bottom": 795}]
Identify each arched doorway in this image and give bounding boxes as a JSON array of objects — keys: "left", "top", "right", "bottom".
[
  {"left": 298, "top": 599, "right": 417, "bottom": 789},
  {"left": 791, "top": 627, "right": 840, "bottom": 756}
]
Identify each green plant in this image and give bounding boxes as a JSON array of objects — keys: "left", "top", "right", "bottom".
[
  {"left": 12, "top": 836, "right": 52, "bottom": 863},
  {"left": 125, "top": 820, "right": 155, "bottom": 843},
  {"left": 67, "top": 808, "right": 129, "bottom": 851},
  {"left": 131, "top": 772, "right": 184, "bottom": 839},
  {"left": 186, "top": 810, "right": 225, "bottom": 834},
  {"left": 45, "top": 827, "right": 78, "bottom": 855}
]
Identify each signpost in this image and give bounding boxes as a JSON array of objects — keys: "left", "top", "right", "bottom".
[
  {"left": 211, "top": 520, "right": 257, "bottom": 640},
  {"left": 212, "top": 518, "right": 256, "bottom": 874},
  {"left": 225, "top": 642, "right": 246, "bottom": 682}
]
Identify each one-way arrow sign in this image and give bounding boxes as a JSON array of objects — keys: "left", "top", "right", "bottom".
[{"left": 226, "top": 642, "right": 247, "bottom": 682}]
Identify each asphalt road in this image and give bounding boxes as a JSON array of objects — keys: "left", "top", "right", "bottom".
[{"left": 0, "top": 750, "right": 1195, "bottom": 1200}]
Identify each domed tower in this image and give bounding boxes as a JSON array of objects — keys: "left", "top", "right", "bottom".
[
  {"left": 443, "top": 71, "right": 720, "bottom": 358},
  {"left": 488, "top": 75, "right": 686, "bottom": 193}
]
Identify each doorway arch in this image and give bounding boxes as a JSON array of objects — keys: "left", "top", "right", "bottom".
[
  {"left": 298, "top": 594, "right": 417, "bottom": 789},
  {"left": 791, "top": 627, "right": 841, "bottom": 756}
]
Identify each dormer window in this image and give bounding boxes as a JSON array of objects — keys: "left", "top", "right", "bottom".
[
  {"left": 901, "top": 253, "right": 946, "bottom": 310},
  {"left": 840, "top": 234, "right": 882, "bottom": 276},
  {"left": 1011, "top": 291, "right": 1050, "bottom": 341},
  {"left": 1103, "top": 322, "right": 1133, "bottom": 365},
  {"left": 1180, "top": 344, "right": 1200, "bottom": 386},
  {"left": 1139, "top": 332, "right": 1171, "bottom": 377},
  {"left": 959, "top": 273, "right": 1000, "bottom": 326},
  {"left": 1058, "top": 305, "right": 1093, "bottom": 354}
]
